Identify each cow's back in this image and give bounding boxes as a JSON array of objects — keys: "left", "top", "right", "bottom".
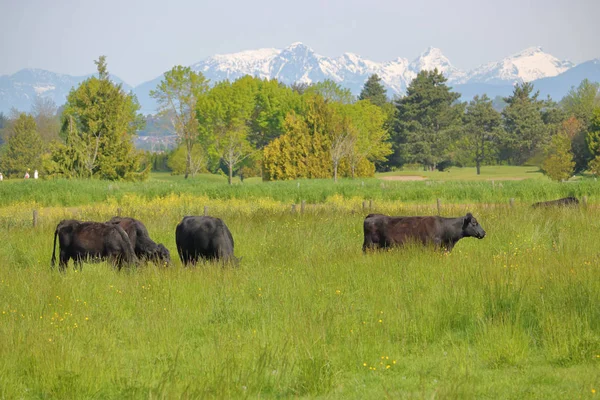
[
  {"left": 363, "top": 214, "right": 439, "bottom": 250},
  {"left": 176, "top": 216, "right": 235, "bottom": 262}
]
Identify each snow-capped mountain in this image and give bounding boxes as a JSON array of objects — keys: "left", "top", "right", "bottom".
[
  {"left": 1, "top": 43, "right": 595, "bottom": 115},
  {"left": 464, "top": 46, "right": 574, "bottom": 85}
]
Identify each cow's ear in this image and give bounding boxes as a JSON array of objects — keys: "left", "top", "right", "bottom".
[{"left": 463, "top": 213, "right": 473, "bottom": 229}]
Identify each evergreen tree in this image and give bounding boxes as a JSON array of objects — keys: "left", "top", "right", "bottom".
[
  {"left": 151, "top": 66, "right": 209, "bottom": 179},
  {"left": 0, "top": 113, "right": 44, "bottom": 177},
  {"left": 48, "top": 56, "right": 147, "bottom": 180},
  {"left": 394, "top": 69, "right": 463, "bottom": 170},
  {"left": 358, "top": 74, "right": 388, "bottom": 107},
  {"left": 459, "top": 95, "right": 503, "bottom": 175},
  {"left": 262, "top": 111, "right": 331, "bottom": 181},
  {"left": 501, "top": 82, "right": 548, "bottom": 165}
]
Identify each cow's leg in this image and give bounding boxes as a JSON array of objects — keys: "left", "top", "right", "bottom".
[{"left": 59, "top": 250, "right": 69, "bottom": 272}]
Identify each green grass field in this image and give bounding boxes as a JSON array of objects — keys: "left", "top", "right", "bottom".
[
  {"left": 0, "top": 167, "right": 596, "bottom": 209},
  {"left": 0, "top": 169, "right": 599, "bottom": 398},
  {"left": 377, "top": 165, "right": 550, "bottom": 181}
]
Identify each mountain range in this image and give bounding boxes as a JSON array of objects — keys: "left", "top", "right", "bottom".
[{"left": 1, "top": 43, "right": 599, "bottom": 115}]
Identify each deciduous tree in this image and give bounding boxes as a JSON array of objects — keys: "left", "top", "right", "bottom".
[
  {"left": 31, "top": 96, "right": 60, "bottom": 142},
  {"left": 542, "top": 131, "right": 574, "bottom": 181},
  {"left": 346, "top": 100, "right": 392, "bottom": 177},
  {"left": 151, "top": 66, "right": 209, "bottom": 179},
  {"left": 197, "top": 79, "right": 255, "bottom": 184}
]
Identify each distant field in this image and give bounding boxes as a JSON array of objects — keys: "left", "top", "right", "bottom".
[
  {"left": 377, "top": 165, "right": 549, "bottom": 181},
  {"left": 0, "top": 197, "right": 599, "bottom": 398},
  {"left": 0, "top": 167, "right": 596, "bottom": 210}
]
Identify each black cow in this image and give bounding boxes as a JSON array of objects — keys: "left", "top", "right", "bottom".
[
  {"left": 51, "top": 219, "right": 138, "bottom": 271},
  {"left": 363, "top": 213, "right": 486, "bottom": 252},
  {"left": 175, "top": 216, "right": 237, "bottom": 265},
  {"left": 107, "top": 217, "right": 171, "bottom": 266},
  {"left": 532, "top": 197, "right": 579, "bottom": 208}
]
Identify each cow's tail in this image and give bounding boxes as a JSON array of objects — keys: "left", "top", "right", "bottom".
[
  {"left": 116, "top": 225, "right": 138, "bottom": 266},
  {"left": 51, "top": 226, "right": 59, "bottom": 267}
]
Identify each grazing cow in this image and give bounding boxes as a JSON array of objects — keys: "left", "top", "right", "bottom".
[
  {"left": 107, "top": 217, "right": 171, "bottom": 266},
  {"left": 532, "top": 196, "right": 579, "bottom": 208},
  {"left": 363, "top": 213, "right": 486, "bottom": 252},
  {"left": 175, "top": 216, "right": 237, "bottom": 265},
  {"left": 51, "top": 219, "right": 138, "bottom": 271}
]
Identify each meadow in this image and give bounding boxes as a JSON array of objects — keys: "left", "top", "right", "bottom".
[{"left": 0, "top": 170, "right": 599, "bottom": 399}]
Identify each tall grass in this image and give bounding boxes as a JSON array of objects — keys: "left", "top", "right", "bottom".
[
  {"left": 0, "top": 197, "right": 599, "bottom": 398},
  {"left": 0, "top": 173, "right": 597, "bottom": 207}
]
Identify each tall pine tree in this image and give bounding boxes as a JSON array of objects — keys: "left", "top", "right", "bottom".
[
  {"left": 394, "top": 69, "right": 463, "bottom": 170},
  {"left": 459, "top": 95, "right": 503, "bottom": 175},
  {"left": 359, "top": 74, "right": 388, "bottom": 107},
  {"left": 48, "top": 56, "right": 147, "bottom": 180},
  {"left": 501, "top": 82, "right": 548, "bottom": 165}
]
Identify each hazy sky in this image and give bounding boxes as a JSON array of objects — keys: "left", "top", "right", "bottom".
[{"left": 0, "top": 0, "right": 598, "bottom": 86}]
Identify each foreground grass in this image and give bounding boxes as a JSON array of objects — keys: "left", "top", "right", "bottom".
[{"left": 0, "top": 199, "right": 599, "bottom": 399}]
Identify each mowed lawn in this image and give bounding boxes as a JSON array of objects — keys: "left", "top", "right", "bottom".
[
  {"left": 0, "top": 197, "right": 599, "bottom": 399},
  {"left": 377, "top": 165, "right": 550, "bottom": 181}
]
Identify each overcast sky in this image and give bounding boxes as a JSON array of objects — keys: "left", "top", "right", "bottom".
[{"left": 0, "top": 0, "right": 598, "bottom": 86}]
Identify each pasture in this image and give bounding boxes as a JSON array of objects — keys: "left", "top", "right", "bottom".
[{"left": 0, "top": 174, "right": 599, "bottom": 398}]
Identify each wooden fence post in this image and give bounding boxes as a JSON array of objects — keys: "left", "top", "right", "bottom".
[
  {"left": 582, "top": 196, "right": 588, "bottom": 208},
  {"left": 117, "top": 208, "right": 122, "bottom": 217},
  {"left": 33, "top": 210, "right": 38, "bottom": 228},
  {"left": 204, "top": 206, "right": 209, "bottom": 216},
  {"left": 301, "top": 200, "right": 306, "bottom": 214},
  {"left": 362, "top": 201, "right": 367, "bottom": 211},
  {"left": 436, "top": 198, "right": 441, "bottom": 215},
  {"left": 509, "top": 198, "right": 515, "bottom": 209}
]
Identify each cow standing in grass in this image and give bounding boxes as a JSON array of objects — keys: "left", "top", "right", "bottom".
[
  {"left": 107, "top": 217, "right": 171, "bottom": 266},
  {"left": 362, "top": 213, "right": 486, "bottom": 252},
  {"left": 51, "top": 220, "right": 138, "bottom": 271},
  {"left": 175, "top": 216, "right": 238, "bottom": 265}
]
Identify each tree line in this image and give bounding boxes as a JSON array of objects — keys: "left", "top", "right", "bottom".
[{"left": 1, "top": 56, "right": 599, "bottom": 182}]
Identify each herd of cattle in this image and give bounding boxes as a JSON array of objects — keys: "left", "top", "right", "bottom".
[
  {"left": 49, "top": 197, "right": 580, "bottom": 270},
  {"left": 51, "top": 216, "right": 236, "bottom": 270}
]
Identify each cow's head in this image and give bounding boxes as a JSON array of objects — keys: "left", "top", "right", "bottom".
[
  {"left": 154, "top": 244, "right": 171, "bottom": 266},
  {"left": 462, "top": 213, "right": 486, "bottom": 239}
]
